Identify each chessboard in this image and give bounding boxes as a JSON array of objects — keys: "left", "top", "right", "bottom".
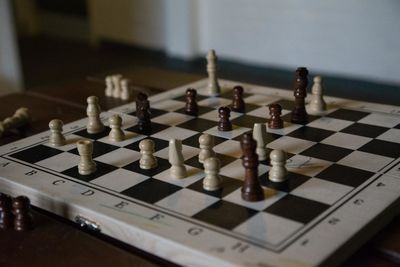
[{"left": 1, "top": 78, "right": 400, "bottom": 267}]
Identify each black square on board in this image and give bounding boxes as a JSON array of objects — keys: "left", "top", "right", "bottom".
[
  {"left": 288, "top": 126, "right": 334, "bottom": 142},
  {"left": 123, "top": 157, "right": 170, "bottom": 177},
  {"left": 282, "top": 113, "right": 320, "bottom": 124},
  {"left": 300, "top": 143, "right": 353, "bottom": 162},
  {"left": 121, "top": 179, "right": 182, "bottom": 204},
  {"left": 188, "top": 176, "right": 242, "bottom": 198},
  {"left": 340, "top": 123, "right": 388, "bottom": 138},
  {"left": 228, "top": 103, "right": 260, "bottom": 114},
  {"left": 358, "top": 139, "right": 400, "bottom": 158},
  {"left": 316, "top": 164, "right": 374, "bottom": 187},
  {"left": 68, "top": 141, "right": 119, "bottom": 158},
  {"left": 260, "top": 172, "right": 311, "bottom": 192},
  {"left": 10, "top": 145, "right": 63, "bottom": 164},
  {"left": 395, "top": 123, "right": 400, "bottom": 129},
  {"left": 175, "top": 106, "right": 215, "bottom": 116},
  {"left": 177, "top": 118, "right": 217, "bottom": 132},
  {"left": 272, "top": 100, "right": 295, "bottom": 110},
  {"left": 193, "top": 200, "right": 258, "bottom": 230},
  {"left": 62, "top": 161, "right": 118, "bottom": 182},
  {"left": 231, "top": 115, "right": 267, "bottom": 129},
  {"left": 128, "top": 108, "right": 167, "bottom": 119},
  {"left": 125, "top": 122, "right": 169, "bottom": 136},
  {"left": 74, "top": 127, "right": 111, "bottom": 140},
  {"left": 326, "top": 109, "right": 369, "bottom": 122},
  {"left": 264, "top": 195, "right": 329, "bottom": 224},
  {"left": 182, "top": 133, "right": 226, "bottom": 148},
  {"left": 124, "top": 137, "right": 169, "bottom": 152}
]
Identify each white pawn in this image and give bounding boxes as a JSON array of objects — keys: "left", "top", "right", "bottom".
[
  {"left": 139, "top": 139, "right": 158, "bottom": 169},
  {"left": 309, "top": 76, "right": 327, "bottom": 114},
  {"left": 206, "top": 49, "right": 221, "bottom": 96},
  {"left": 203, "top": 157, "right": 222, "bottom": 191},
  {"left": 86, "top": 96, "right": 104, "bottom": 134},
  {"left": 49, "top": 119, "right": 66, "bottom": 147},
  {"left": 169, "top": 139, "right": 187, "bottom": 179},
  {"left": 198, "top": 134, "right": 216, "bottom": 163},
  {"left": 112, "top": 74, "right": 123, "bottom": 98},
  {"left": 253, "top": 123, "right": 268, "bottom": 161},
  {"left": 108, "top": 115, "right": 125, "bottom": 142},
  {"left": 269, "top": 150, "right": 287, "bottom": 183},
  {"left": 105, "top": 76, "right": 114, "bottom": 97},
  {"left": 120, "top": 78, "right": 131, "bottom": 101},
  {"left": 77, "top": 140, "right": 96, "bottom": 175}
]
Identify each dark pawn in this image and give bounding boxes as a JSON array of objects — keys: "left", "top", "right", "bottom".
[
  {"left": 135, "top": 92, "right": 148, "bottom": 113},
  {"left": 268, "top": 103, "right": 284, "bottom": 129},
  {"left": 231, "top": 85, "right": 245, "bottom": 113},
  {"left": 13, "top": 196, "right": 33, "bottom": 231},
  {"left": 240, "top": 134, "right": 264, "bottom": 202},
  {"left": 137, "top": 95, "right": 152, "bottom": 134},
  {"left": 0, "top": 193, "right": 13, "bottom": 229},
  {"left": 291, "top": 67, "right": 309, "bottom": 124},
  {"left": 185, "top": 88, "right": 198, "bottom": 116},
  {"left": 218, "top": 106, "right": 232, "bottom": 131}
]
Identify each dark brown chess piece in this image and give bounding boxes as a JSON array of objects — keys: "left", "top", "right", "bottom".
[
  {"left": 241, "top": 133, "right": 264, "bottom": 202},
  {"left": 218, "top": 106, "right": 232, "bottom": 131},
  {"left": 137, "top": 94, "right": 152, "bottom": 134},
  {"left": 12, "top": 196, "right": 33, "bottom": 231},
  {"left": 185, "top": 88, "right": 198, "bottom": 116},
  {"left": 291, "top": 67, "right": 309, "bottom": 124},
  {"left": 231, "top": 85, "right": 245, "bottom": 113},
  {"left": 268, "top": 103, "right": 284, "bottom": 129},
  {"left": 0, "top": 193, "right": 13, "bottom": 229},
  {"left": 135, "top": 92, "right": 148, "bottom": 113}
]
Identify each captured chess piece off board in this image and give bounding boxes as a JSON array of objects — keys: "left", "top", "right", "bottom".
[{"left": 1, "top": 59, "right": 400, "bottom": 267}]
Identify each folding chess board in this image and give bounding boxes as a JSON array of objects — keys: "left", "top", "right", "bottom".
[{"left": 1, "top": 78, "right": 400, "bottom": 267}]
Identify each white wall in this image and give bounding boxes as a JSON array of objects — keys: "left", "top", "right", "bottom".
[{"left": 89, "top": 0, "right": 400, "bottom": 85}]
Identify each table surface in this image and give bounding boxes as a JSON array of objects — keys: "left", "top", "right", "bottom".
[{"left": 0, "top": 67, "right": 399, "bottom": 267}]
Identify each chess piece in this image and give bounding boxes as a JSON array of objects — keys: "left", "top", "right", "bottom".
[
  {"left": 105, "top": 76, "right": 113, "bottom": 97},
  {"left": 218, "top": 106, "right": 232, "bottom": 131},
  {"left": 169, "top": 139, "right": 187, "bottom": 179},
  {"left": 12, "top": 196, "right": 33, "bottom": 231},
  {"left": 139, "top": 139, "right": 158, "bottom": 169},
  {"left": 49, "top": 119, "right": 66, "bottom": 146},
  {"left": 203, "top": 157, "right": 222, "bottom": 191},
  {"left": 231, "top": 85, "right": 245, "bottom": 113},
  {"left": 206, "top": 49, "right": 221, "bottom": 96},
  {"left": 198, "top": 134, "right": 216, "bottom": 163},
  {"left": 77, "top": 140, "right": 96, "bottom": 175},
  {"left": 86, "top": 96, "right": 105, "bottom": 134},
  {"left": 241, "top": 133, "right": 264, "bottom": 202},
  {"left": 0, "top": 193, "right": 13, "bottom": 229},
  {"left": 112, "top": 74, "right": 123, "bottom": 98},
  {"left": 291, "top": 67, "right": 309, "bottom": 124},
  {"left": 136, "top": 93, "right": 152, "bottom": 134},
  {"left": 252, "top": 123, "right": 267, "bottom": 161},
  {"left": 309, "top": 75, "right": 327, "bottom": 114},
  {"left": 108, "top": 115, "right": 125, "bottom": 142},
  {"left": 269, "top": 150, "right": 287, "bottom": 183},
  {"left": 268, "top": 103, "right": 284, "bottom": 129},
  {"left": 120, "top": 78, "right": 131, "bottom": 101},
  {"left": 0, "top": 107, "right": 31, "bottom": 138},
  {"left": 185, "top": 88, "right": 198, "bottom": 116}
]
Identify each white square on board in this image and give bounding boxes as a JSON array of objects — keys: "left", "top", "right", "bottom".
[
  {"left": 287, "top": 155, "right": 332, "bottom": 177},
  {"left": 94, "top": 148, "right": 141, "bottom": 167},
  {"left": 155, "top": 145, "right": 200, "bottom": 161},
  {"left": 234, "top": 212, "right": 303, "bottom": 246},
  {"left": 43, "top": 134, "right": 87, "bottom": 151},
  {"left": 358, "top": 113, "right": 400, "bottom": 128},
  {"left": 267, "top": 122, "right": 302, "bottom": 135},
  {"left": 321, "top": 132, "right": 372, "bottom": 150},
  {"left": 36, "top": 152, "right": 80, "bottom": 172},
  {"left": 338, "top": 151, "right": 394, "bottom": 172},
  {"left": 291, "top": 178, "right": 353, "bottom": 205},
  {"left": 267, "top": 136, "right": 315, "bottom": 154},
  {"left": 152, "top": 112, "right": 193, "bottom": 126},
  {"left": 243, "top": 94, "right": 281, "bottom": 106},
  {"left": 213, "top": 140, "right": 242, "bottom": 158},
  {"left": 152, "top": 127, "right": 198, "bottom": 141},
  {"left": 205, "top": 126, "right": 251, "bottom": 140},
  {"left": 307, "top": 117, "right": 353, "bottom": 132},
  {"left": 220, "top": 159, "right": 269, "bottom": 180},
  {"left": 91, "top": 169, "right": 149, "bottom": 192},
  {"left": 153, "top": 165, "right": 204, "bottom": 187},
  {"left": 155, "top": 188, "right": 219, "bottom": 216},
  {"left": 199, "top": 109, "right": 242, "bottom": 122},
  {"left": 97, "top": 132, "right": 146, "bottom": 148},
  {"left": 152, "top": 99, "right": 185, "bottom": 111},
  {"left": 198, "top": 97, "right": 231, "bottom": 108},
  {"left": 377, "top": 128, "right": 400, "bottom": 144}
]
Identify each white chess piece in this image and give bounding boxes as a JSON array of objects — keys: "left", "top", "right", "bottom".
[
  {"left": 77, "top": 140, "right": 96, "bottom": 175},
  {"left": 139, "top": 139, "right": 158, "bottom": 169},
  {"left": 309, "top": 75, "right": 327, "bottom": 114},
  {"left": 203, "top": 157, "right": 222, "bottom": 191},
  {"left": 269, "top": 149, "right": 287, "bottom": 183},
  {"left": 206, "top": 49, "right": 221, "bottom": 96},
  {"left": 108, "top": 115, "right": 125, "bottom": 142},
  {"left": 0, "top": 107, "right": 30, "bottom": 138},
  {"left": 49, "top": 119, "right": 66, "bottom": 146},
  {"left": 120, "top": 78, "right": 131, "bottom": 101},
  {"left": 112, "top": 74, "right": 123, "bottom": 98},
  {"left": 86, "top": 96, "right": 104, "bottom": 134},
  {"left": 169, "top": 139, "right": 187, "bottom": 179},
  {"left": 198, "top": 134, "right": 216, "bottom": 163},
  {"left": 105, "top": 76, "right": 114, "bottom": 97},
  {"left": 253, "top": 123, "right": 268, "bottom": 161}
]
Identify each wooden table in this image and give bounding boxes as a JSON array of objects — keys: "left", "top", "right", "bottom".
[{"left": 0, "top": 68, "right": 399, "bottom": 267}]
